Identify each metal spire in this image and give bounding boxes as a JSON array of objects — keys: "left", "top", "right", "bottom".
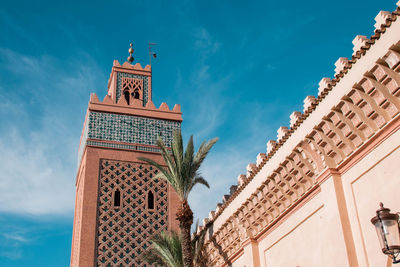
[{"left": 127, "top": 43, "right": 134, "bottom": 63}]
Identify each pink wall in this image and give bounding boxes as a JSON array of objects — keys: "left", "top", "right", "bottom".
[{"left": 202, "top": 4, "right": 400, "bottom": 267}]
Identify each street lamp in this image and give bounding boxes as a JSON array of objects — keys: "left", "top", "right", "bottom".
[{"left": 371, "top": 203, "right": 400, "bottom": 264}]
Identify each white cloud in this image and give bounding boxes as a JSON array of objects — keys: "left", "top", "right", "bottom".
[
  {"left": 0, "top": 128, "right": 75, "bottom": 215},
  {"left": 178, "top": 27, "right": 233, "bottom": 140},
  {"left": 3, "top": 232, "right": 30, "bottom": 243},
  {"left": 193, "top": 27, "right": 221, "bottom": 59},
  {"left": 0, "top": 47, "right": 104, "bottom": 217},
  {"left": 0, "top": 227, "right": 32, "bottom": 259}
]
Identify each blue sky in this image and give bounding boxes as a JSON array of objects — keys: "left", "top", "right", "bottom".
[{"left": 0, "top": 0, "right": 396, "bottom": 266}]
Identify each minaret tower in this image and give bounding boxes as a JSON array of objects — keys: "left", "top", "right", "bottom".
[{"left": 71, "top": 44, "right": 182, "bottom": 267}]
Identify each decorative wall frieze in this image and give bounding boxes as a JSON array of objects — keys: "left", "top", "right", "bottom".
[{"left": 202, "top": 5, "right": 400, "bottom": 264}]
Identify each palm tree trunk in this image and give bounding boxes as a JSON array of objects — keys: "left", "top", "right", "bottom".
[
  {"left": 177, "top": 200, "right": 194, "bottom": 267},
  {"left": 181, "top": 222, "right": 193, "bottom": 267}
]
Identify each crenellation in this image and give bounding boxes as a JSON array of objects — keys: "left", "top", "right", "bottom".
[
  {"left": 374, "top": 11, "right": 392, "bottom": 30},
  {"left": 237, "top": 174, "right": 247, "bottom": 186},
  {"left": 117, "top": 94, "right": 128, "bottom": 105},
  {"left": 318, "top": 77, "right": 332, "bottom": 96},
  {"left": 145, "top": 100, "right": 156, "bottom": 109},
  {"left": 267, "top": 140, "right": 277, "bottom": 154},
  {"left": 159, "top": 102, "right": 170, "bottom": 111},
  {"left": 216, "top": 203, "right": 223, "bottom": 213},
  {"left": 303, "top": 95, "right": 316, "bottom": 113},
  {"left": 209, "top": 210, "right": 215, "bottom": 220},
  {"left": 277, "top": 126, "right": 289, "bottom": 141},
  {"left": 290, "top": 111, "right": 302, "bottom": 128},
  {"left": 256, "top": 153, "right": 267, "bottom": 167},
  {"left": 102, "top": 94, "right": 113, "bottom": 104},
  {"left": 352, "top": 35, "right": 369, "bottom": 56},
  {"left": 222, "top": 194, "right": 230, "bottom": 203},
  {"left": 246, "top": 163, "right": 257, "bottom": 178},
  {"left": 172, "top": 104, "right": 181, "bottom": 112},
  {"left": 90, "top": 93, "right": 100, "bottom": 103},
  {"left": 334, "top": 57, "right": 349, "bottom": 75},
  {"left": 229, "top": 185, "right": 238, "bottom": 195}
]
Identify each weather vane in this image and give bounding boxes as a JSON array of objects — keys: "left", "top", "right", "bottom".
[
  {"left": 127, "top": 43, "right": 134, "bottom": 63},
  {"left": 149, "top": 42, "right": 157, "bottom": 65}
]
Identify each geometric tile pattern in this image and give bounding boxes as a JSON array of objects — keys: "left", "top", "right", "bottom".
[
  {"left": 96, "top": 159, "right": 168, "bottom": 267},
  {"left": 117, "top": 72, "right": 149, "bottom": 106},
  {"left": 87, "top": 111, "right": 181, "bottom": 146},
  {"left": 77, "top": 111, "right": 181, "bottom": 169}
]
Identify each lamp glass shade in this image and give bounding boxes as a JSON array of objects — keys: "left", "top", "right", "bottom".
[{"left": 374, "top": 218, "right": 400, "bottom": 254}]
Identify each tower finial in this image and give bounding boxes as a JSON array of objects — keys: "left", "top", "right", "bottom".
[{"left": 127, "top": 43, "right": 134, "bottom": 63}]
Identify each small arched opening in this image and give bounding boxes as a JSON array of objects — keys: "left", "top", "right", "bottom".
[
  {"left": 123, "top": 90, "right": 130, "bottom": 105},
  {"left": 147, "top": 191, "right": 154, "bottom": 210},
  {"left": 114, "top": 189, "right": 121, "bottom": 207},
  {"left": 132, "top": 89, "right": 140, "bottom": 99}
]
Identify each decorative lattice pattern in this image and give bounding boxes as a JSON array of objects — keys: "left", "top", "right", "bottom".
[
  {"left": 117, "top": 72, "right": 149, "bottom": 106},
  {"left": 96, "top": 159, "right": 168, "bottom": 267},
  {"left": 122, "top": 77, "right": 143, "bottom": 98}
]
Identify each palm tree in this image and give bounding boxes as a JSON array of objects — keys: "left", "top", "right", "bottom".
[
  {"left": 141, "top": 227, "right": 208, "bottom": 267},
  {"left": 141, "top": 231, "right": 183, "bottom": 267},
  {"left": 138, "top": 130, "right": 218, "bottom": 267}
]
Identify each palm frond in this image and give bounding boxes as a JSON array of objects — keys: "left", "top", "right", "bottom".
[
  {"left": 139, "top": 130, "right": 217, "bottom": 202},
  {"left": 172, "top": 130, "right": 184, "bottom": 177},
  {"left": 137, "top": 156, "right": 178, "bottom": 190},
  {"left": 157, "top": 137, "right": 179, "bottom": 180},
  {"left": 141, "top": 231, "right": 183, "bottom": 267},
  {"left": 193, "top": 138, "right": 218, "bottom": 171},
  {"left": 189, "top": 176, "right": 210, "bottom": 194},
  {"left": 182, "top": 135, "right": 195, "bottom": 199}
]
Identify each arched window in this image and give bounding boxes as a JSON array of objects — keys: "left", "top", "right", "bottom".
[
  {"left": 124, "top": 90, "right": 130, "bottom": 105},
  {"left": 132, "top": 89, "right": 140, "bottom": 99},
  {"left": 114, "top": 189, "right": 121, "bottom": 207},
  {"left": 147, "top": 191, "right": 154, "bottom": 210}
]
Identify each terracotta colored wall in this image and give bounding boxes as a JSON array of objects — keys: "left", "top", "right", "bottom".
[{"left": 71, "top": 146, "right": 180, "bottom": 267}]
